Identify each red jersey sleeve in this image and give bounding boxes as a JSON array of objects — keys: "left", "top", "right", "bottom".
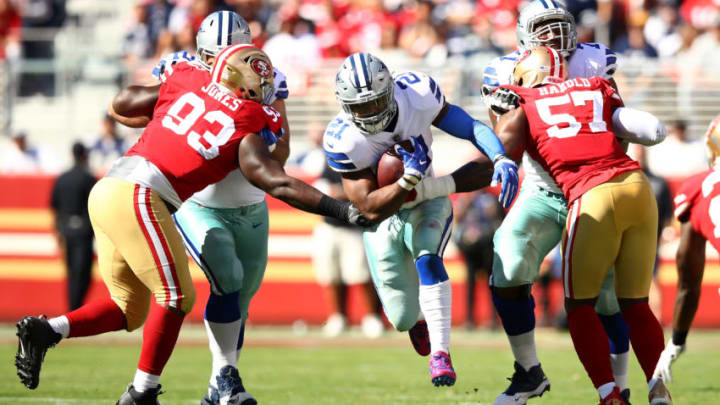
[
  {"left": 674, "top": 172, "right": 703, "bottom": 222},
  {"left": 594, "top": 77, "right": 624, "bottom": 112},
  {"left": 233, "top": 101, "right": 283, "bottom": 137}
]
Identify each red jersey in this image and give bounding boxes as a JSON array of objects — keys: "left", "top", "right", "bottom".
[
  {"left": 674, "top": 167, "right": 720, "bottom": 252},
  {"left": 126, "top": 62, "right": 282, "bottom": 202},
  {"left": 504, "top": 76, "right": 640, "bottom": 203}
]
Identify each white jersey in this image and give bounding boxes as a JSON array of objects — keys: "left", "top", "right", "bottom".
[
  {"left": 482, "top": 42, "right": 618, "bottom": 194},
  {"left": 323, "top": 71, "right": 444, "bottom": 185}
]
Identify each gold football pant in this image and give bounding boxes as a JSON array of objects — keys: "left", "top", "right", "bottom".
[
  {"left": 561, "top": 170, "right": 657, "bottom": 300},
  {"left": 88, "top": 177, "right": 195, "bottom": 331}
]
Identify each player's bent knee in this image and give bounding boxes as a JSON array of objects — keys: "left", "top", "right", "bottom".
[{"left": 124, "top": 304, "right": 150, "bottom": 332}]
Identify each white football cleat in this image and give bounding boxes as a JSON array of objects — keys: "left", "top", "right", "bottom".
[
  {"left": 361, "top": 314, "right": 384, "bottom": 339},
  {"left": 322, "top": 313, "right": 347, "bottom": 338}
]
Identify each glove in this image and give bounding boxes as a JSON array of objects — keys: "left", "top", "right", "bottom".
[
  {"left": 345, "top": 203, "right": 373, "bottom": 227},
  {"left": 492, "top": 154, "right": 519, "bottom": 208},
  {"left": 152, "top": 51, "right": 196, "bottom": 81},
  {"left": 489, "top": 87, "right": 521, "bottom": 116},
  {"left": 395, "top": 135, "right": 431, "bottom": 191},
  {"left": 655, "top": 339, "right": 685, "bottom": 382},
  {"left": 259, "top": 127, "right": 284, "bottom": 152}
]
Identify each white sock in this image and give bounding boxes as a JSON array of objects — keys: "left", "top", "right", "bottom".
[
  {"left": 132, "top": 369, "right": 160, "bottom": 392},
  {"left": 48, "top": 315, "right": 70, "bottom": 338},
  {"left": 508, "top": 330, "right": 540, "bottom": 371},
  {"left": 205, "top": 318, "right": 242, "bottom": 387},
  {"left": 598, "top": 382, "right": 616, "bottom": 399},
  {"left": 418, "top": 280, "right": 451, "bottom": 354},
  {"left": 610, "top": 351, "right": 629, "bottom": 390}
]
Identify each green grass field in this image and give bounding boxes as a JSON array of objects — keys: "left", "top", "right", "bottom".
[{"left": 1, "top": 325, "right": 718, "bottom": 405}]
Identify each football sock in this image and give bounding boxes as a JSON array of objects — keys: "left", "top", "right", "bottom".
[
  {"left": 598, "top": 313, "right": 630, "bottom": 390},
  {"left": 132, "top": 369, "right": 160, "bottom": 393},
  {"left": 204, "top": 292, "right": 243, "bottom": 386},
  {"left": 418, "top": 278, "right": 452, "bottom": 354},
  {"left": 491, "top": 292, "right": 539, "bottom": 371},
  {"left": 610, "top": 352, "right": 629, "bottom": 390},
  {"left": 567, "top": 304, "right": 614, "bottom": 389},
  {"left": 236, "top": 319, "right": 246, "bottom": 354},
  {"left": 48, "top": 315, "right": 70, "bottom": 338},
  {"left": 622, "top": 301, "right": 665, "bottom": 381},
  {"left": 137, "top": 303, "right": 184, "bottom": 376},
  {"left": 508, "top": 331, "right": 539, "bottom": 372},
  {"left": 597, "top": 382, "right": 616, "bottom": 399},
  {"left": 64, "top": 299, "right": 125, "bottom": 338},
  {"left": 416, "top": 254, "right": 449, "bottom": 285}
]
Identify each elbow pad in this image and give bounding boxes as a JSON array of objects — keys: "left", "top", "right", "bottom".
[{"left": 612, "top": 107, "right": 666, "bottom": 146}]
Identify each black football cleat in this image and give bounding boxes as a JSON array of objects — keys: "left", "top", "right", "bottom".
[
  {"left": 494, "top": 362, "right": 551, "bottom": 404},
  {"left": 15, "top": 315, "right": 62, "bottom": 389},
  {"left": 216, "top": 366, "right": 257, "bottom": 405},
  {"left": 621, "top": 388, "right": 632, "bottom": 405},
  {"left": 117, "top": 384, "right": 163, "bottom": 405}
]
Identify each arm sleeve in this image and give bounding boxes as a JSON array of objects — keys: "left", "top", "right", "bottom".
[
  {"left": 435, "top": 104, "right": 506, "bottom": 160},
  {"left": 152, "top": 51, "right": 196, "bottom": 83},
  {"left": 612, "top": 107, "right": 666, "bottom": 146}
]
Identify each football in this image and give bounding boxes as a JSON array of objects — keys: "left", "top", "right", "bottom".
[{"left": 377, "top": 140, "right": 417, "bottom": 201}]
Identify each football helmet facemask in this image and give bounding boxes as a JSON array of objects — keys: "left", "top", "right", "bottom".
[
  {"left": 196, "top": 11, "right": 252, "bottom": 69},
  {"left": 335, "top": 52, "right": 396, "bottom": 135},
  {"left": 210, "top": 45, "right": 274, "bottom": 103},
  {"left": 517, "top": 0, "right": 577, "bottom": 57},
  {"left": 513, "top": 46, "right": 568, "bottom": 88},
  {"left": 705, "top": 115, "right": 720, "bottom": 166}
]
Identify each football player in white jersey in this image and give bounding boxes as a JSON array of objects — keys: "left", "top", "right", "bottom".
[
  {"left": 471, "top": 2, "right": 639, "bottom": 403},
  {"left": 110, "top": 11, "right": 289, "bottom": 405},
  {"left": 323, "top": 52, "right": 519, "bottom": 387}
]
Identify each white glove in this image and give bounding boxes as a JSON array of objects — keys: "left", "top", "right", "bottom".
[{"left": 655, "top": 339, "right": 685, "bottom": 382}]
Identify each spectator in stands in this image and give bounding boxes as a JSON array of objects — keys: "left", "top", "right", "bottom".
[
  {"left": 19, "top": 0, "right": 66, "bottom": 97},
  {"left": 644, "top": 0, "right": 683, "bottom": 58},
  {"left": 647, "top": 120, "right": 707, "bottom": 178},
  {"left": 0, "top": 130, "right": 58, "bottom": 174},
  {"left": 398, "top": 0, "right": 442, "bottom": 58},
  {"left": 233, "top": 0, "right": 276, "bottom": 48},
  {"left": 263, "top": 15, "right": 321, "bottom": 79},
  {"left": 453, "top": 190, "right": 504, "bottom": 330},
  {"left": 89, "top": 114, "right": 128, "bottom": 175},
  {"left": 51, "top": 142, "right": 97, "bottom": 310},
  {"left": 0, "top": 0, "right": 21, "bottom": 62},
  {"left": 613, "top": 11, "right": 659, "bottom": 59},
  {"left": 145, "top": 0, "right": 175, "bottom": 54},
  {"left": 122, "top": 2, "right": 153, "bottom": 65}
]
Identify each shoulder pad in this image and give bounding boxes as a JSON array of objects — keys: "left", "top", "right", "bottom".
[
  {"left": 394, "top": 71, "right": 444, "bottom": 113},
  {"left": 322, "top": 117, "right": 372, "bottom": 172},
  {"left": 483, "top": 51, "right": 521, "bottom": 98},
  {"left": 235, "top": 101, "right": 283, "bottom": 136},
  {"left": 571, "top": 43, "right": 617, "bottom": 79},
  {"left": 152, "top": 51, "right": 199, "bottom": 82},
  {"left": 272, "top": 68, "right": 289, "bottom": 101}
]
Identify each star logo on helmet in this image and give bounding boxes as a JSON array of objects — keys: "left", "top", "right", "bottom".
[{"left": 251, "top": 58, "right": 272, "bottom": 78}]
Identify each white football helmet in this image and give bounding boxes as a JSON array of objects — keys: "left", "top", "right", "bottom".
[
  {"left": 335, "top": 52, "right": 396, "bottom": 135},
  {"left": 196, "top": 11, "right": 251, "bottom": 68},
  {"left": 517, "top": 0, "right": 577, "bottom": 57}
]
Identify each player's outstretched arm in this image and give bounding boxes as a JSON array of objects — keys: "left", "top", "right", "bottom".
[
  {"left": 656, "top": 221, "right": 706, "bottom": 382},
  {"left": 612, "top": 107, "right": 666, "bottom": 146},
  {"left": 238, "top": 133, "right": 369, "bottom": 226},
  {"left": 109, "top": 84, "right": 161, "bottom": 128},
  {"left": 432, "top": 103, "right": 519, "bottom": 207}
]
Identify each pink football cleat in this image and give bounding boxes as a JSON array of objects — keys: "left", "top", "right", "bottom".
[{"left": 429, "top": 351, "right": 456, "bottom": 387}]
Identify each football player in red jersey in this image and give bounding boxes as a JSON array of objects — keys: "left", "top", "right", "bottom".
[
  {"left": 490, "top": 47, "right": 672, "bottom": 405},
  {"left": 14, "top": 45, "right": 368, "bottom": 405},
  {"left": 654, "top": 115, "right": 720, "bottom": 383}
]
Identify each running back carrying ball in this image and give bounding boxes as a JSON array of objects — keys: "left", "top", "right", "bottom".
[{"left": 377, "top": 140, "right": 418, "bottom": 200}]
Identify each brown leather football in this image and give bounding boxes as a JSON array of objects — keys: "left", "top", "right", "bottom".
[{"left": 376, "top": 140, "right": 417, "bottom": 201}]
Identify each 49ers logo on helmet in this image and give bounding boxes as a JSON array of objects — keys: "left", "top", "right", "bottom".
[{"left": 250, "top": 58, "right": 272, "bottom": 78}]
